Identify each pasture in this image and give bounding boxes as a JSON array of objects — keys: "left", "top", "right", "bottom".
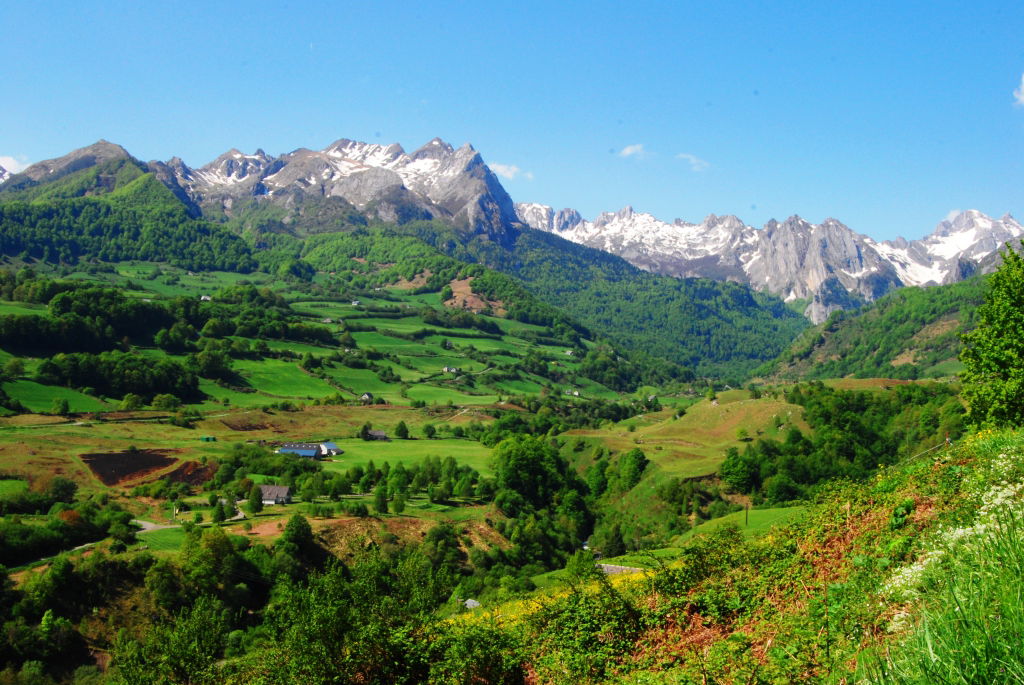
[{"left": 320, "top": 437, "right": 493, "bottom": 475}]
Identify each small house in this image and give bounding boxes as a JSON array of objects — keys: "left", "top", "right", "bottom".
[
  {"left": 367, "top": 430, "right": 390, "bottom": 441},
  {"left": 564, "top": 350, "right": 574, "bottom": 357},
  {"left": 351, "top": 300, "right": 361, "bottom": 306},
  {"left": 200, "top": 295, "right": 212, "bottom": 302},
  {"left": 260, "top": 485, "right": 291, "bottom": 506},
  {"left": 360, "top": 392, "right": 374, "bottom": 404},
  {"left": 442, "top": 366, "right": 460, "bottom": 373}
]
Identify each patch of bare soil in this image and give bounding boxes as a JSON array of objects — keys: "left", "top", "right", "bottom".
[
  {"left": 443, "top": 277, "right": 506, "bottom": 315},
  {"left": 165, "top": 461, "right": 217, "bottom": 486},
  {"left": 0, "top": 415, "right": 69, "bottom": 427},
  {"left": 80, "top": 448, "right": 180, "bottom": 486},
  {"left": 319, "top": 516, "right": 436, "bottom": 558},
  {"left": 391, "top": 269, "right": 433, "bottom": 290},
  {"left": 220, "top": 411, "right": 279, "bottom": 432}
]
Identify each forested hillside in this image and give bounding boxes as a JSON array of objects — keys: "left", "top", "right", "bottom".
[
  {"left": 385, "top": 221, "right": 809, "bottom": 380},
  {"left": 0, "top": 163, "right": 255, "bottom": 272},
  {"left": 764, "top": 276, "right": 987, "bottom": 380}
]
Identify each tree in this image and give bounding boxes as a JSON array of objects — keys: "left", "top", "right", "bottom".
[
  {"left": 51, "top": 397, "right": 70, "bottom": 416},
  {"left": 395, "top": 421, "right": 409, "bottom": 439},
  {"left": 359, "top": 422, "right": 373, "bottom": 441},
  {"left": 3, "top": 357, "right": 24, "bottom": 379},
  {"left": 152, "top": 393, "right": 181, "bottom": 411},
  {"left": 961, "top": 243, "right": 1024, "bottom": 427},
  {"left": 373, "top": 484, "right": 389, "bottom": 514},
  {"left": 422, "top": 423, "right": 436, "bottom": 439},
  {"left": 247, "top": 485, "right": 263, "bottom": 515},
  {"left": 211, "top": 502, "right": 225, "bottom": 523},
  {"left": 119, "top": 393, "right": 144, "bottom": 411}
]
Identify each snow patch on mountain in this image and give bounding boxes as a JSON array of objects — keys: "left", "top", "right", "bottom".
[{"left": 517, "top": 201, "right": 1022, "bottom": 322}]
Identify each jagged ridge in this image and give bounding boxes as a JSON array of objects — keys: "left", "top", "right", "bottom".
[{"left": 516, "top": 203, "right": 1022, "bottom": 323}]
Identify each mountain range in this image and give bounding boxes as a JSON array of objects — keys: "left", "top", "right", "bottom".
[
  {"left": 1, "top": 137, "right": 1019, "bottom": 325},
  {"left": 515, "top": 204, "right": 1022, "bottom": 322},
  {"left": 0, "top": 139, "right": 812, "bottom": 379}
]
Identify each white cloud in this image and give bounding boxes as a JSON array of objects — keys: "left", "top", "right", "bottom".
[
  {"left": 944, "top": 209, "right": 963, "bottom": 222},
  {"left": 0, "top": 155, "right": 29, "bottom": 173},
  {"left": 1015, "top": 73, "right": 1024, "bottom": 106},
  {"left": 676, "top": 153, "right": 710, "bottom": 172},
  {"left": 490, "top": 162, "right": 533, "bottom": 181},
  {"left": 619, "top": 144, "right": 646, "bottom": 158}
]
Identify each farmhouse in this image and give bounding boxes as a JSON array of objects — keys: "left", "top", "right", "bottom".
[
  {"left": 277, "top": 442, "right": 343, "bottom": 459},
  {"left": 367, "top": 430, "right": 390, "bottom": 441},
  {"left": 442, "top": 366, "right": 460, "bottom": 373},
  {"left": 259, "top": 485, "right": 291, "bottom": 505},
  {"left": 360, "top": 392, "right": 374, "bottom": 404}
]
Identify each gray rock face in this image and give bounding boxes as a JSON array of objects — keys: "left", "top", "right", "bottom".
[
  {"left": 517, "top": 202, "right": 1023, "bottom": 323},
  {"left": 0, "top": 164, "right": 8, "bottom": 186},
  {"left": 5, "top": 140, "right": 132, "bottom": 186},
  {"left": 163, "top": 137, "right": 521, "bottom": 244}
]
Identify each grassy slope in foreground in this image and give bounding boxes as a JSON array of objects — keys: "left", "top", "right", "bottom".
[{"left": 461, "top": 427, "right": 1024, "bottom": 683}]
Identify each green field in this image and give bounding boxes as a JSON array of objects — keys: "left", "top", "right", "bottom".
[
  {"left": 196, "top": 380, "right": 272, "bottom": 409},
  {"left": 2, "top": 380, "right": 110, "bottom": 413},
  {"left": 137, "top": 526, "right": 188, "bottom": 552},
  {"left": 0, "top": 301, "right": 48, "bottom": 316},
  {"left": 233, "top": 359, "right": 338, "bottom": 399},
  {"left": 0, "top": 479, "right": 28, "bottom": 496},
  {"left": 321, "top": 437, "right": 493, "bottom": 475},
  {"left": 673, "top": 506, "right": 807, "bottom": 543}
]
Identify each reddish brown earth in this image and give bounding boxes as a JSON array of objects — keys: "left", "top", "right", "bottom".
[
  {"left": 80, "top": 449, "right": 180, "bottom": 485},
  {"left": 443, "top": 277, "right": 506, "bottom": 315},
  {"left": 164, "top": 460, "right": 217, "bottom": 486}
]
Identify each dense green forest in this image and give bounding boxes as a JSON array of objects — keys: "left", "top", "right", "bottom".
[{"left": 0, "top": 164, "right": 255, "bottom": 273}]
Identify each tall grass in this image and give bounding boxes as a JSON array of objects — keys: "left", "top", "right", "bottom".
[{"left": 866, "top": 507, "right": 1024, "bottom": 683}]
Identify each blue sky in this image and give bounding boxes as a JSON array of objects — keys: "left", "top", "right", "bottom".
[{"left": 1, "top": 1, "right": 1021, "bottom": 241}]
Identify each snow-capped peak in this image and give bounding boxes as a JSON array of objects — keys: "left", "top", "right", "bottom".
[
  {"left": 517, "top": 201, "right": 1020, "bottom": 321},
  {"left": 0, "top": 164, "right": 9, "bottom": 185}
]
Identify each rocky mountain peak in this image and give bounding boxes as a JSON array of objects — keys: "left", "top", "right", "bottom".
[
  {"left": 0, "top": 164, "right": 8, "bottom": 185},
  {"left": 15, "top": 140, "right": 134, "bottom": 184},
  {"left": 411, "top": 137, "right": 457, "bottom": 159},
  {"left": 519, "top": 200, "right": 1019, "bottom": 322}
]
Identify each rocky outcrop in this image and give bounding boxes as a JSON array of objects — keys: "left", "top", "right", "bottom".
[{"left": 161, "top": 137, "right": 522, "bottom": 245}]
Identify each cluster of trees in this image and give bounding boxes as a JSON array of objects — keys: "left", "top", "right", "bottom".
[
  {"left": 719, "top": 382, "right": 965, "bottom": 503},
  {"left": 36, "top": 351, "right": 199, "bottom": 402},
  {"left": 0, "top": 476, "right": 136, "bottom": 567},
  {"left": 455, "top": 393, "right": 646, "bottom": 447},
  {"left": 0, "top": 476, "right": 77, "bottom": 516},
  {"left": 419, "top": 306, "right": 502, "bottom": 335}
]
